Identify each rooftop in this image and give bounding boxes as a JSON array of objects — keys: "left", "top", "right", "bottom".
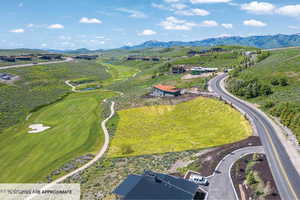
[
  {"left": 113, "top": 171, "right": 199, "bottom": 200},
  {"left": 154, "top": 84, "right": 180, "bottom": 93}
]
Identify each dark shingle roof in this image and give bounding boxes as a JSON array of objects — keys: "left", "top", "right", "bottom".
[{"left": 113, "top": 171, "right": 199, "bottom": 200}]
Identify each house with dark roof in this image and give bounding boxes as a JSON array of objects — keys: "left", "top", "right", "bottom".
[
  {"left": 152, "top": 84, "right": 181, "bottom": 97},
  {"left": 113, "top": 171, "right": 203, "bottom": 200},
  {"left": 172, "top": 66, "right": 186, "bottom": 74}
]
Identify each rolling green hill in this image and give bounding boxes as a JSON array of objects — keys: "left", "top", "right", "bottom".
[{"left": 227, "top": 47, "right": 300, "bottom": 141}]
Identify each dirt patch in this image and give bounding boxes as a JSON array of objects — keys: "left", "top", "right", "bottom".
[
  {"left": 181, "top": 73, "right": 214, "bottom": 80},
  {"left": 285, "top": 71, "right": 299, "bottom": 78},
  {"left": 182, "top": 136, "right": 261, "bottom": 177},
  {"left": 231, "top": 154, "right": 281, "bottom": 200}
]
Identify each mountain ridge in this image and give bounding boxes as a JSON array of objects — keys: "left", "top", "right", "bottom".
[{"left": 120, "top": 34, "right": 300, "bottom": 50}]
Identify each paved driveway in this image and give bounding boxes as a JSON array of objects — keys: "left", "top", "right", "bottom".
[{"left": 201, "top": 146, "right": 265, "bottom": 200}]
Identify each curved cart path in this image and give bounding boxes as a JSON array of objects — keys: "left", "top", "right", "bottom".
[{"left": 52, "top": 100, "right": 115, "bottom": 184}]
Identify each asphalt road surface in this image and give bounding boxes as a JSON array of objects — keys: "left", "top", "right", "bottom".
[
  {"left": 206, "top": 146, "right": 265, "bottom": 200},
  {"left": 0, "top": 57, "right": 73, "bottom": 70},
  {"left": 210, "top": 74, "right": 300, "bottom": 200}
]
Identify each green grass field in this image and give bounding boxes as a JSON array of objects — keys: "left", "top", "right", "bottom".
[
  {"left": 0, "top": 91, "right": 116, "bottom": 183},
  {"left": 0, "top": 60, "right": 110, "bottom": 132},
  {"left": 100, "top": 63, "right": 140, "bottom": 85},
  {"left": 0, "top": 58, "right": 141, "bottom": 182},
  {"left": 108, "top": 97, "right": 252, "bottom": 157}
]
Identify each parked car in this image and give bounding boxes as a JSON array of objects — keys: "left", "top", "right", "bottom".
[{"left": 189, "top": 174, "right": 208, "bottom": 186}]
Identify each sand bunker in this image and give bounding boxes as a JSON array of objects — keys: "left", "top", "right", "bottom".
[{"left": 28, "top": 124, "right": 51, "bottom": 133}]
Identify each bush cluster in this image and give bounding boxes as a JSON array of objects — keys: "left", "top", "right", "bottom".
[
  {"left": 270, "top": 103, "right": 300, "bottom": 141},
  {"left": 228, "top": 78, "right": 272, "bottom": 98}
]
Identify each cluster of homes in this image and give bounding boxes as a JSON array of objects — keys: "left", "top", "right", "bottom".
[
  {"left": 127, "top": 56, "right": 160, "bottom": 62},
  {"left": 187, "top": 47, "right": 225, "bottom": 56},
  {"left": 72, "top": 55, "right": 98, "bottom": 60},
  {"left": 113, "top": 171, "right": 205, "bottom": 200},
  {"left": 0, "top": 54, "right": 63, "bottom": 62},
  {"left": 172, "top": 65, "right": 218, "bottom": 75},
  {"left": 0, "top": 73, "right": 14, "bottom": 81}
]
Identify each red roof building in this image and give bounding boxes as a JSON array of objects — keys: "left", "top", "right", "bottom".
[{"left": 152, "top": 84, "right": 181, "bottom": 97}]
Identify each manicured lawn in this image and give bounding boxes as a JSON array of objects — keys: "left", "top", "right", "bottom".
[
  {"left": 0, "top": 91, "right": 115, "bottom": 183},
  {"left": 108, "top": 97, "right": 252, "bottom": 157},
  {"left": 0, "top": 60, "right": 110, "bottom": 132},
  {"left": 100, "top": 63, "right": 140, "bottom": 85}
]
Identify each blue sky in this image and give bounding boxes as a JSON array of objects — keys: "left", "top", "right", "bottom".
[{"left": 1, "top": 0, "right": 300, "bottom": 49}]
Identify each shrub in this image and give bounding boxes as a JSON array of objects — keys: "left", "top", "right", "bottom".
[
  {"left": 246, "top": 171, "right": 257, "bottom": 185},
  {"left": 279, "top": 78, "right": 288, "bottom": 86},
  {"left": 120, "top": 144, "right": 134, "bottom": 155},
  {"left": 270, "top": 78, "right": 280, "bottom": 86},
  {"left": 263, "top": 101, "right": 275, "bottom": 109},
  {"left": 257, "top": 51, "right": 270, "bottom": 62}
]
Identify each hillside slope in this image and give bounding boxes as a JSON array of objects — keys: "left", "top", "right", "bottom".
[{"left": 227, "top": 47, "right": 300, "bottom": 141}]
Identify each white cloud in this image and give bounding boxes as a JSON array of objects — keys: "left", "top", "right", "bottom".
[
  {"left": 200, "top": 20, "right": 219, "bottom": 27},
  {"left": 160, "top": 16, "right": 196, "bottom": 30},
  {"left": 59, "top": 35, "right": 72, "bottom": 40},
  {"left": 288, "top": 25, "right": 300, "bottom": 30},
  {"left": 10, "top": 28, "right": 24, "bottom": 33},
  {"left": 18, "top": 2, "right": 23, "bottom": 7},
  {"left": 116, "top": 8, "right": 147, "bottom": 18},
  {"left": 221, "top": 23, "right": 233, "bottom": 29},
  {"left": 79, "top": 17, "right": 102, "bottom": 24},
  {"left": 41, "top": 43, "right": 47, "bottom": 47},
  {"left": 276, "top": 5, "right": 300, "bottom": 17},
  {"left": 27, "top": 24, "right": 34, "bottom": 28},
  {"left": 165, "top": 0, "right": 180, "bottom": 3},
  {"left": 48, "top": 24, "right": 64, "bottom": 29},
  {"left": 88, "top": 40, "right": 105, "bottom": 45},
  {"left": 61, "top": 41, "right": 75, "bottom": 48},
  {"left": 175, "top": 8, "right": 210, "bottom": 16},
  {"left": 138, "top": 29, "right": 157, "bottom": 36},
  {"left": 216, "top": 34, "right": 232, "bottom": 38},
  {"left": 152, "top": 3, "right": 170, "bottom": 10},
  {"left": 243, "top": 19, "right": 267, "bottom": 27},
  {"left": 171, "top": 3, "right": 187, "bottom": 10},
  {"left": 241, "top": 1, "right": 275, "bottom": 14},
  {"left": 190, "top": 0, "right": 231, "bottom": 4}
]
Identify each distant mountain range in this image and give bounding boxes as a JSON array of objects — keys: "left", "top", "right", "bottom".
[
  {"left": 3, "top": 34, "right": 300, "bottom": 54},
  {"left": 120, "top": 34, "right": 300, "bottom": 50}
]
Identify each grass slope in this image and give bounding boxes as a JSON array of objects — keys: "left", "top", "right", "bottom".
[
  {"left": 228, "top": 47, "right": 300, "bottom": 140},
  {"left": 0, "top": 91, "right": 115, "bottom": 183},
  {"left": 108, "top": 97, "right": 252, "bottom": 157}
]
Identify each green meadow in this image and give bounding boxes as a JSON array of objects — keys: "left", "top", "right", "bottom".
[{"left": 108, "top": 97, "right": 252, "bottom": 157}]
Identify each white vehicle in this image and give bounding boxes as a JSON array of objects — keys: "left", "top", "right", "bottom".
[{"left": 189, "top": 174, "right": 208, "bottom": 186}]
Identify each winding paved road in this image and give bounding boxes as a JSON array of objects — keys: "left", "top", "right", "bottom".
[
  {"left": 0, "top": 57, "right": 73, "bottom": 70},
  {"left": 209, "top": 74, "right": 300, "bottom": 200}
]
